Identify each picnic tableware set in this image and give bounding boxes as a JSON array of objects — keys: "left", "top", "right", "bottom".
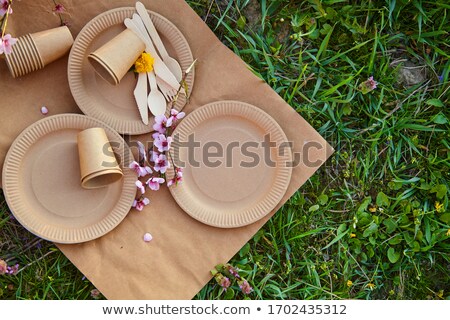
[{"left": 2, "top": 2, "right": 292, "bottom": 243}]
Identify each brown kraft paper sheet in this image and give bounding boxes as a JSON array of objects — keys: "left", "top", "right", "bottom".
[{"left": 0, "top": 0, "right": 333, "bottom": 299}]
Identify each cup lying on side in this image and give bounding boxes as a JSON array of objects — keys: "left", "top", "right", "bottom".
[
  {"left": 88, "top": 29, "right": 145, "bottom": 85},
  {"left": 5, "top": 26, "right": 74, "bottom": 78},
  {"left": 77, "top": 127, "right": 123, "bottom": 189}
]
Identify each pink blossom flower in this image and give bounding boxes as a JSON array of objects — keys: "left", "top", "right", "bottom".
[
  {"left": 146, "top": 177, "right": 165, "bottom": 191},
  {"left": 53, "top": 3, "right": 65, "bottom": 13},
  {"left": 167, "top": 167, "right": 183, "bottom": 187},
  {"left": 239, "top": 280, "right": 253, "bottom": 295},
  {"left": 153, "top": 154, "right": 170, "bottom": 173},
  {"left": 0, "top": 0, "right": 12, "bottom": 17},
  {"left": 143, "top": 233, "right": 153, "bottom": 242},
  {"left": 0, "top": 34, "right": 18, "bottom": 55},
  {"left": 133, "top": 197, "right": 150, "bottom": 211},
  {"left": 220, "top": 276, "right": 231, "bottom": 290},
  {"left": 359, "top": 76, "right": 378, "bottom": 94},
  {"left": 227, "top": 265, "right": 241, "bottom": 279},
  {"left": 153, "top": 115, "right": 169, "bottom": 134},
  {"left": 135, "top": 180, "right": 146, "bottom": 194},
  {"left": 6, "top": 263, "right": 19, "bottom": 275},
  {"left": 40, "top": 106, "right": 49, "bottom": 115},
  {"left": 168, "top": 109, "right": 185, "bottom": 125},
  {"left": 129, "top": 161, "right": 152, "bottom": 177},
  {"left": 153, "top": 134, "right": 172, "bottom": 152},
  {"left": 90, "top": 289, "right": 101, "bottom": 299},
  {"left": 149, "top": 150, "right": 159, "bottom": 163},
  {"left": 0, "top": 260, "right": 19, "bottom": 275},
  {"left": 366, "top": 76, "right": 378, "bottom": 90}
]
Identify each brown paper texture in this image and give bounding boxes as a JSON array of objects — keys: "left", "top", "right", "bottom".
[{"left": 0, "top": 0, "right": 333, "bottom": 299}]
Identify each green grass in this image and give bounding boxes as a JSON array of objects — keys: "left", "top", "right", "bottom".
[{"left": 1, "top": 0, "right": 449, "bottom": 300}]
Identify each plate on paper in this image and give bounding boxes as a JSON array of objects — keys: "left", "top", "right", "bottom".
[
  {"left": 168, "top": 101, "right": 292, "bottom": 228},
  {"left": 2, "top": 114, "right": 137, "bottom": 244},
  {"left": 68, "top": 7, "right": 195, "bottom": 135}
]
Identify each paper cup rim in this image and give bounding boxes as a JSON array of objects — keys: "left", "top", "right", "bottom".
[
  {"left": 81, "top": 169, "right": 124, "bottom": 189},
  {"left": 87, "top": 53, "right": 120, "bottom": 85}
]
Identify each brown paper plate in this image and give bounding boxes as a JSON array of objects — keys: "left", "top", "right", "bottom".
[
  {"left": 68, "top": 7, "right": 195, "bottom": 135},
  {"left": 2, "top": 114, "right": 138, "bottom": 243},
  {"left": 168, "top": 101, "right": 292, "bottom": 228}
]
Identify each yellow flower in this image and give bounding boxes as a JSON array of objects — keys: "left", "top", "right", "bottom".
[
  {"left": 446, "top": 229, "right": 450, "bottom": 237},
  {"left": 366, "top": 283, "right": 376, "bottom": 290},
  {"left": 350, "top": 233, "right": 356, "bottom": 238},
  {"left": 347, "top": 280, "right": 353, "bottom": 287},
  {"left": 134, "top": 53, "right": 154, "bottom": 73},
  {"left": 369, "top": 205, "right": 377, "bottom": 213},
  {"left": 435, "top": 201, "right": 444, "bottom": 213}
]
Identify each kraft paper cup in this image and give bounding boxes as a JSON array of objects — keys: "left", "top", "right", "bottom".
[
  {"left": 87, "top": 29, "right": 145, "bottom": 85},
  {"left": 5, "top": 26, "right": 73, "bottom": 78},
  {"left": 77, "top": 127, "right": 123, "bottom": 189},
  {"left": 31, "top": 26, "right": 73, "bottom": 67}
]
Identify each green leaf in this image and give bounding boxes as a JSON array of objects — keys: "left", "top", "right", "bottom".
[
  {"left": 239, "top": 243, "right": 250, "bottom": 258},
  {"left": 431, "top": 184, "right": 448, "bottom": 199},
  {"left": 387, "top": 247, "right": 400, "bottom": 263},
  {"left": 309, "top": 204, "right": 320, "bottom": 212},
  {"left": 358, "top": 197, "right": 372, "bottom": 212},
  {"left": 325, "top": 7, "right": 337, "bottom": 20},
  {"left": 342, "top": 105, "right": 352, "bottom": 115},
  {"left": 403, "top": 232, "right": 414, "bottom": 245},
  {"left": 367, "top": 245, "right": 375, "bottom": 258},
  {"left": 426, "top": 98, "right": 444, "bottom": 107},
  {"left": 357, "top": 211, "right": 372, "bottom": 226},
  {"left": 439, "top": 213, "right": 450, "bottom": 224},
  {"left": 363, "top": 222, "right": 378, "bottom": 238},
  {"left": 320, "top": 23, "right": 333, "bottom": 35},
  {"left": 433, "top": 113, "right": 448, "bottom": 124},
  {"left": 252, "top": 229, "right": 264, "bottom": 243},
  {"left": 376, "top": 191, "right": 390, "bottom": 207},
  {"left": 337, "top": 223, "right": 347, "bottom": 235},
  {"left": 318, "top": 194, "right": 329, "bottom": 206},
  {"left": 224, "top": 288, "right": 235, "bottom": 299},
  {"left": 237, "top": 16, "right": 246, "bottom": 30},
  {"left": 389, "top": 235, "right": 403, "bottom": 245},
  {"left": 388, "top": 181, "right": 403, "bottom": 190},
  {"left": 383, "top": 218, "right": 398, "bottom": 234},
  {"left": 323, "top": 228, "right": 349, "bottom": 250}
]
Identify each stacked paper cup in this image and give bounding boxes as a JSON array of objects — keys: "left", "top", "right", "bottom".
[
  {"left": 5, "top": 26, "right": 73, "bottom": 78},
  {"left": 77, "top": 128, "right": 124, "bottom": 189}
]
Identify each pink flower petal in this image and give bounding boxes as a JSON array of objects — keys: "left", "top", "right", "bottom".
[
  {"left": 135, "top": 180, "right": 146, "bottom": 193},
  {"left": 40, "top": 106, "right": 49, "bottom": 115},
  {"left": 143, "top": 233, "right": 153, "bottom": 242},
  {"left": 177, "top": 112, "right": 186, "bottom": 119}
]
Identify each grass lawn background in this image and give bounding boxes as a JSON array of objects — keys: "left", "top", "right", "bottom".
[{"left": 1, "top": 0, "right": 449, "bottom": 299}]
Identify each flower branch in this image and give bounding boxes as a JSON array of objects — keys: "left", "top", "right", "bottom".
[{"left": 0, "top": 0, "right": 16, "bottom": 55}]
